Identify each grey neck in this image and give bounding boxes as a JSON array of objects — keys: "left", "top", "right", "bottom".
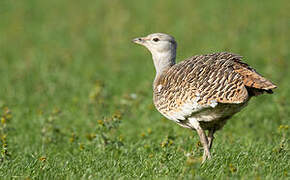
[{"left": 152, "top": 51, "right": 176, "bottom": 86}]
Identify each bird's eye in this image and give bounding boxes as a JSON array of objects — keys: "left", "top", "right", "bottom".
[{"left": 152, "top": 38, "right": 160, "bottom": 42}]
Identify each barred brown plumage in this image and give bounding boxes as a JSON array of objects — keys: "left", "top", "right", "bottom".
[{"left": 132, "top": 33, "right": 277, "bottom": 163}]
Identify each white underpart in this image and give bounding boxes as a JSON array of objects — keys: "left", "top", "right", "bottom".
[
  {"left": 209, "top": 100, "right": 218, "bottom": 108},
  {"left": 162, "top": 94, "right": 209, "bottom": 122},
  {"left": 168, "top": 112, "right": 185, "bottom": 121},
  {"left": 157, "top": 84, "right": 162, "bottom": 92},
  {"left": 188, "top": 117, "right": 200, "bottom": 130}
]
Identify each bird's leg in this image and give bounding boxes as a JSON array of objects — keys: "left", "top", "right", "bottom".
[
  {"left": 207, "top": 129, "right": 215, "bottom": 150},
  {"left": 190, "top": 120, "right": 211, "bottom": 163},
  {"left": 197, "top": 128, "right": 211, "bottom": 163},
  {"left": 190, "top": 118, "right": 211, "bottom": 163}
]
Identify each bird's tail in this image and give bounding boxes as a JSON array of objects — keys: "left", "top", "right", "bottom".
[{"left": 233, "top": 61, "right": 277, "bottom": 96}]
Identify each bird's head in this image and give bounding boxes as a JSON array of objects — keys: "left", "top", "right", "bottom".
[
  {"left": 132, "top": 33, "right": 177, "bottom": 75},
  {"left": 132, "top": 33, "right": 177, "bottom": 55}
]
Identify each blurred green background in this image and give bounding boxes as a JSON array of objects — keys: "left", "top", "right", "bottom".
[{"left": 0, "top": 0, "right": 289, "bottom": 179}]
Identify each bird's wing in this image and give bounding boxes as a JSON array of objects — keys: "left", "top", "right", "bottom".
[
  {"left": 154, "top": 52, "right": 251, "bottom": 121},
  {"left": 232, "top": 59, "right": 277, "bottom": 95}
]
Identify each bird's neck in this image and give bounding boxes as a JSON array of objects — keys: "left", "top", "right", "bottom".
[{"left": 152, "top": 51, "right": 176, "bottom": 82}]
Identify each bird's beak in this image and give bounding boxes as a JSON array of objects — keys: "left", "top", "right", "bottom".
[{"left": 132, "top": 37, "right": 146, "bottom": 45}]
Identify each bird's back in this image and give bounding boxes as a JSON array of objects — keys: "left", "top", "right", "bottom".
[{"left": 153, "top": 52, "right": 276, "bottom": 127}]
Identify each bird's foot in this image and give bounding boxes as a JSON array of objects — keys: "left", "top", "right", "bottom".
[{"left": 202, "top": 149, "right": 211, "bottom": 163}]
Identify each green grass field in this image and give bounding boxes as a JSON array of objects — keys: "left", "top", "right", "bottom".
[{"left": 0, "top": 0, "right": 289, "bottom": 179}]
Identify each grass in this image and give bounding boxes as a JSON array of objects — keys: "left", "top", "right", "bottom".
[{"left": 0, "top": 0, "right": 289, "bottom": 179}]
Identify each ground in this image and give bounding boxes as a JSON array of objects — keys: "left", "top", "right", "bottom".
[{"left": 0, "top": 0, "right": 289, "bottom": 179}]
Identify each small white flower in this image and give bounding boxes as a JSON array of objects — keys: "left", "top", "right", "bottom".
[{"left": 130, "top": 93, "right": 137, "bottom": 99}]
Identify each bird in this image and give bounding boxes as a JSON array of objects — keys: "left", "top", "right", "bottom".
[{"left": 132, "top": 33, "right": 277, "bottom": 163}]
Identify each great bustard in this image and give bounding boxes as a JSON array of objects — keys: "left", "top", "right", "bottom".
[{"left": 132, "top": 33, "right": 277, "bottom": 163}]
